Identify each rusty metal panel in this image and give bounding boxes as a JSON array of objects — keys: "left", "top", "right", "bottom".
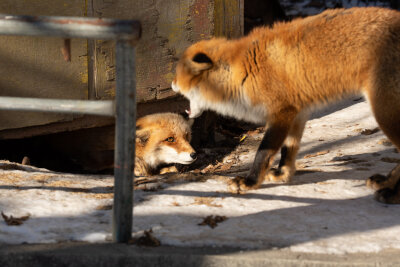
[
  {"left": 90, "top": 0, "right": 243, "bottom": 102},
  {"left": 0, "top": 0, "right": 88, "bottom": 131}
]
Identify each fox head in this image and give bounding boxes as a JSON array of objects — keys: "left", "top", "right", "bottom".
[
  {"left": 172, "top": 39, "right": 234, "bottom": 118},
  {"left": 135, "top": 113, "right": 197, "bottom": 169},
  {"left": 172, "top": 38, "right": 267, "bottom": 124}
]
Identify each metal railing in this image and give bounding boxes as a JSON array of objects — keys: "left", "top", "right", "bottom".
[{"left": 0, "top": 14, "right": 141, "bottom": 243}]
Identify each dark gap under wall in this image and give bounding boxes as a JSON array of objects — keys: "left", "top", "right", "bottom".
[{"left": 0, "top": 126, "right": 115, "bottom": 174}]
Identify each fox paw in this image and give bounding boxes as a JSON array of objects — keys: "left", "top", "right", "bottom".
[
  {"left": 366, "top": 174, "right": 388, "bottom": 190},
  {"left": 266, "top": 167, "right": 293, "bottom": 183},
  {"left": 228, "top": 176, "right": 259, "bottom": 194},
  {"left": 374, "top": 188, "right": 400, "bottom": 204},
  {"left": 159, "top": 166, "right": 178, "bottom": 174}
]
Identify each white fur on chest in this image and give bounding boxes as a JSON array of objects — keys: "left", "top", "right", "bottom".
[{"left": 187, "top": 87, "right": 267, "bottom": 124}]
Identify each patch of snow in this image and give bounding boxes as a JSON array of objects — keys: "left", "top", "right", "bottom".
[{"left": 0, "top": 100, "right": 399, "bottom": 254}]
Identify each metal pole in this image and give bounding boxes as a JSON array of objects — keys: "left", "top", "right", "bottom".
[
  {"left": 0, "top": 97, "right": 115, "bottom": 116},
  {"left": 112, "top": 39, "right": 136, "bottom": 242},
  {"left": 0, "top": 14, "right": 140, "bottom": 40},
  {"left": 0, "top": 13, "right": 141, "bottom": 244}
]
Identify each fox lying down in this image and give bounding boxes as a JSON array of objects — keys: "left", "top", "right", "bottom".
[
  {"left": 172, "top": 7, "right": 400, "bottom": 203},
  {"left": 134, "top": 113, "right": 196, "bottom": 176}
]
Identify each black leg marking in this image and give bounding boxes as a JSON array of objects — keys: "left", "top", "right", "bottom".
[
  {"left": 375, "top": 180, "right": 400, "bottom": 204},
  {"left": 245, "top": 125, "right": 289, "bottom": 186},
  {"left": 278, "top": 145, "right": 288, "bottom": 168}
]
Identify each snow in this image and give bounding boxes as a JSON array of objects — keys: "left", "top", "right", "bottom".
[{"left": 0, "top": 99, "right": 400, "bottom": 254}]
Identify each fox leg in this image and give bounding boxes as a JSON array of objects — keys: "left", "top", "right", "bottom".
[
  {"left": 229, "top": 109, "right": 297, "bottom": 194},
  {"left": 159, "top": 165, "right": 178, "bottom": 174},
  {"left": 365, "top": 99, "right": 400, "bottom": 203},
  {"left": 267, "top": 111, "right": 309, "bottom": 183},
  {"left": 365, "top": 84, "right": 400, "bottom": 204},
  {"left": 367, "top": 165, "right": 400, "bottom": 204}
]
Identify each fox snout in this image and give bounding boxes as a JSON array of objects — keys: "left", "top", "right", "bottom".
[
  {"left": 173, "top": 147, "right": 197, "bottom": 165},
  {"left": 155, "top": 142, "right": 197, "bottom": 166}
]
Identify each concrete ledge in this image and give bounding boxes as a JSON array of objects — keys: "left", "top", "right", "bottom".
[{"left": 1, "top": 243, "right": 400, "bottom": 267}]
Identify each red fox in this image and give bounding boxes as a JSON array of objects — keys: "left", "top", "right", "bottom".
[
  {"left": 172, "top": 7, "right": 400, "bottom": 203},
  {"left": 134, "top": 113, "right": 197, "bottom": 176}
]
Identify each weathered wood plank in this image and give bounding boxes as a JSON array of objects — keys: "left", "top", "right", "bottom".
[
  {"left": 91, "top": 0, "right": 243, "bottom": 102},
  {"left": 214, "top": 0, "right": 244, "bottom": 38},
  {"left": 0, "top": 0, "right": 88, "bottom": 131},
  {"left": 0, "top": 0, "right": 243, "bottom": 133}
]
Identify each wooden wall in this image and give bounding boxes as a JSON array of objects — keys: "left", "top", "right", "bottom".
[
  {"left": 0, "top": 0, "right": 88, "bottom": 131},
  {"left": 0, "top": 0, "right": 243, "bottom": 136}
]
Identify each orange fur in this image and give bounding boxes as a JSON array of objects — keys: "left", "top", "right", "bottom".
[
  {"left": 173, "top": 7, "right": 400, "bottom": 203},
  {"left": 134, "top": 113, "right": 196, "bottom": 176}
]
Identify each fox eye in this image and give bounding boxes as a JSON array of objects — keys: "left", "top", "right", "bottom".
[{"left": 165, "top": 137, "right": 175, "bottom": 142}]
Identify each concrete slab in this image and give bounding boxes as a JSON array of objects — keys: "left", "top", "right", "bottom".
[{"left": 1, "top": 243, "right": 400, "bottom": 267}]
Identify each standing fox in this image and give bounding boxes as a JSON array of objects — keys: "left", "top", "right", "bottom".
[
  {"left": 172, "top": 7, "right": 400, "bottom": 203},
  {"left": 134, "top": 113, "right": 197, "bottom": 176}
]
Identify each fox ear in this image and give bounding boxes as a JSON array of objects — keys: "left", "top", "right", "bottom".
[
  {"left": 192, "top": 52, "right": 213, "bottom": 64},
  {"left": 189, "top": 52, "right": 213, "bottom": 74},
  {"left": 136, "top": 127, "right": 150, "bottom": 146}
]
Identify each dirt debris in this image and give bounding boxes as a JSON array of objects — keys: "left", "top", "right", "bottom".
[
  {"left": 245, "top": 127, "right": 264, "bottom": 136},
  {"left": 171, "top": 201, "right": 181, "bottom": 206},
  {"left": 378, "top": 139, "right": 393, "bottom": 147},
  {"left": 130, "top": 229, "right": 161, "bottom": 247},
  {"left": 198, "top": 215, "right": 227, "bottom": 229},
  {"left": 21, "top": 156, "right": 30, "bottom": 166},
  {"left": 1, "top": 212, "right": 30, "bottom": 226},
  {"left": 83, "top": 193, "right": 113, "bottom": 199},
  {"left": 95, "top": 204, "right": 113, "bottom": 210},
  {"left": 380, "top": 157, "right": 400, "bottom": 164},
  {"left": 192, "top": 197, "right": 222, "bottom": 208},
  {"left": 200, "top": 161, "right": 234, "bottom": 174},
  {"left": 304, "top": 150, "right": 330, "bottom": 159},
  {"left": 359, "top": 127, "right": 380, "bottom": 135}
]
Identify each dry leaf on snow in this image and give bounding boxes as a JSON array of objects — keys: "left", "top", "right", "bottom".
[
  {"left": 130, "top": 229, "right": 161, "bottom": 247},
  {"left": 1, "top": 212, "right": 30, "bottom": 226},
  {"left": 198, "top": 215, "right": 227, "bottom": 228},
  {"left": 304, "top": 150, "right": 330, "bottom": 159},
  {"left": 193, "top": 197, "right": 222, "bottom": 208}
]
